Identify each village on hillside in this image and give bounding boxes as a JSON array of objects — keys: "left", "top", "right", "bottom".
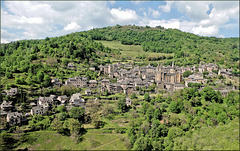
[{"left": 1, "top": 61, "right": 239, "bottom": 127}]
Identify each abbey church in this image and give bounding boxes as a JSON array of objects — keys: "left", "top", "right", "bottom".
[{"left": 155, "top": 61, "right": 183, "bottom": 90}]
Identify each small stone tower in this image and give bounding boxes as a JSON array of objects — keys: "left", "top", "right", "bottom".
[{"left": 155, "top": 62, "right": 163, "bottom": 83}]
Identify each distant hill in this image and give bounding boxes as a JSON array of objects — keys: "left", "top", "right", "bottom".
[
  {"left": 0, "top": 25, "right": 239, "bottom": 88},
  {"left": 84, "top": 25, "right": 239, "bottom": 67}
]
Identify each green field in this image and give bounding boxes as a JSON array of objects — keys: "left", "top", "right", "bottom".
[
  {"left": 95, "top": 40, "right": 174, "bottom": 62},
  {"left": 16, "top": 129, "right": 128, "bottom": 150}
]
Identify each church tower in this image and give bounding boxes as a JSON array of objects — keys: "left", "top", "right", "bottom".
[
  {"left": 170, "top": 61, "right": 175, "bottom": 73},
  {"left": 155, "top": 62, "right": 163, "bottom": 83}
]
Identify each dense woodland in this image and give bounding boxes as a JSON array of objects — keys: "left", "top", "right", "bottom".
[
  {"left": 0, "top": 25, "right": 239, "bottom": 150},
  {"left": 127, "top": 88, "right": 239, "bottom": 150},
  {"left": 85, "top": 25, "right": 239, "bottom": 68}
]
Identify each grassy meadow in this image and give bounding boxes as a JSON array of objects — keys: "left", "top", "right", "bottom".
[
  {"left": 16, "top": 129, "right": 128, "bottom": 150},
  {"left": 95, "top": 40, "right": 174, "bottom": 63}
]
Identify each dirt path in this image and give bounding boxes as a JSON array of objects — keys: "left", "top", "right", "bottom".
[{"left": 89, "top": 138, "right": 119, "bottom": 150}]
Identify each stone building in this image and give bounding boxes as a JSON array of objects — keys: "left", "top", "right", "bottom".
[
  {"left": 6, "top": 112, "right": 23, "bottom": 126},
  {"left": 199, "top": 62, "right": 218, "bottom": 73},
  {"left": 68, "top": 62, "right": 75, "bottom": 69},
  {"left": 31, "top": 106, "right": 48, "bottom": 115},
  {"left": 57, "top": 95, "right": 68, "bottom": 104},
  {"left": 1, "top": 101, "right": 13, "bottom": 112},
  {"left": 85, "top": 89, "right": 92, "bottom": 96},
  {"left": 155, "top": 62, "right": 182, "bottom": 89},
  {"left": 1, "top": 101, "right": 13, "bottom": 120},
  {"left": 88, "top": 80, "right": 97, "bottom": 88},
  {"left": 101, "top": 79, "right": 110, "bottom": 87},
  {"left": 51, "top": 78, "right": 63, "bottom": 87},
  {"left": 185, "top": 73, "right": 204, "bottom": 87},
  {"left": 6, "top": 88, "right": 18, "bottom": 96},
  {"left": 65, "top": 76, "right": 88, "bottom": 88},
  {"left": 69, "top": 93, "right": 85, "bottom": 106}
]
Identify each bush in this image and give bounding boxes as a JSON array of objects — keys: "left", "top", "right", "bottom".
[
  {"left": 116, "top": 128, "right": 126, "bottom": 134},
  {"left": 102, "top": 130, "right": 112, "bottom": 133}
]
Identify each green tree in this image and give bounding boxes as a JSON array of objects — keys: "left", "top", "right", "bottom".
[
  {"left": 68, "top": 118, "right": 82, "bottom": 141},
  {"left": 217, "top": 112, "right": 227, "bottom": 124},
  {"left": 118, "top": 97, "right": 127, "bottom": 113},
  {"left": 57, "top": 105, "right": 67, "bottom": 113},
  {"left": 51, "top": 118, "right": 63, "bottom": 132},
  {"left": 169, "top": 101, "right": 179, "bottom": 113},
  {"left": 201, "top": 87, "right": 218, "bottom": 102},
  {"left": 0, "top": 131, "right": 15, "bottom": 149},
  {"left": 58, "top": 112, "right": 68, "bottom": 121},
  {"left": 91, "top": 113, "right": 102, "bottom": 129},
  {"left": 69, "top": 107, "right": 85, "bottom": 122},
  {"left": 36, "top": 71, "right": 44, "bottom": 83},
  {"left": 133, "top": 134, "right": 152, "bottom": 150},
  {"left": 144, "top": 93, "right": 151, "bottom": 102},
  {"left": 183, "top": 71, "right": 193, "bottom": 77},
  {"left": 43, "top": 74, "right": 51, "bottom": 87},
  {"left": 131, "top": 93, "right": 137, "bottom": 99}
]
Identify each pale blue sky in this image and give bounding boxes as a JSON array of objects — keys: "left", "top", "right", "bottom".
[{"left": 1, "top": 1, "right": 239, "bottom": 43}]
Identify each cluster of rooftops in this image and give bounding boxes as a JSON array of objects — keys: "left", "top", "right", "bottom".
[{"left": 1, "top": 61, "right": 238, "bottom": 126}]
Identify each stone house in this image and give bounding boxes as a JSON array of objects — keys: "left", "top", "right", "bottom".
[
  {"left": 173, "top": 84, "right": 186, "bottom": 91},
  {"left": 199, "top": 62, "right": 218, "bottom": 73},
  {"left": 88, "top": 80, "right": 97, "bottom": 88},
  {"left": 139, "top": 64, "right": 155, "bottom": 74},
  {"left": 65, "top": 76, "right": 88, "bottom": 88},
  {"left": 38, "top": 97, "right": 54, "bottom": 109},
  {"left": 103, "top": 65, "right": 112, "bottom": 74},
  {"left": 218, "top": 90, "right": 230, "bottom": 97},
  {"left": 85, "top": 89, "right": 92, "bottom": 96},
  {"left": 51, "top": 78, "right": 63, "bottom": 87},
  {"left": 185, "top": 73, "right": 204, "bottom": 86},
  {"left": 108, "top": 73, "right": 114, "bottom": 78},
  {"left": 198, "top": 66, "right": 205, "bottom": 73},
  {"left": 68, "top": 62, "right": 75, "bottom": 69},
  {"left": 101, "top": 79, "right": 110, "bottom": 87},
  {"left": 106, "top": 84, "right": 123, "bottom": 94},
  {"left": 7, "top": 112, "right": 23, "bottom": 126},
  {"left": 1, "top": 101, "right": 13, "bottom": 119},
  {"left": 31, "top": 105, "right": 47, "bottom": 115},
  {"left": 206, "top": 63, "right": 218, "bottom": 73},
  {"left": 164, "top": 82, "right": 174, "bottom": 91},
  {"left": 142, "top": 72, "right": 155, "bottom": 80},
  {"left": 1, "top": 101, "right": 13, "bottom": 111},
  {"left": 218, "top": 69, "right": 232, "bottom": 78},
  {"left": 69, "top": 93, "right": 85, "bottom": 106},
  {"left": 6, "top": 88, "right": 18, "bottom": 96},
  {"left": 50, "top": 95, "right": 58, "bottom": 103},
  {"left": 135, "top": 80, "right": 145, "bottom": 88},
  {"left": 57, "top": 95, "right": 68, "bottom": 104}
]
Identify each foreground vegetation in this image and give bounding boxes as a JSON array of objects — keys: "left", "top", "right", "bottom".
[{"left": 1, "top": 88, "right": 239, "bottom": 150}]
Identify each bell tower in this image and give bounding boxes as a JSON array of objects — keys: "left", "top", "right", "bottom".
[
  {"left": 170, "top": 61, "right": 175, "bottom": 73},
  {"left": 155, "top": 62, "right": 163, "bottom": 83}
]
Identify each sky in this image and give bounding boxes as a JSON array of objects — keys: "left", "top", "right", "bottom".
[{"left": 1, "top": 1, "right": 239, "bottom": 43}]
